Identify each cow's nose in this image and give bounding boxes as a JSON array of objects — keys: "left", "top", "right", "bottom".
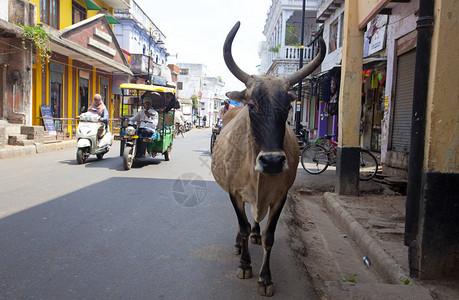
[{"left": 256, "top": 153, "right": 288, "bottom": 175}]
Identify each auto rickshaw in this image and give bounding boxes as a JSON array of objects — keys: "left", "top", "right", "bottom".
[{"left": 115, "top": 83, "right": 178, "bottom": 170}]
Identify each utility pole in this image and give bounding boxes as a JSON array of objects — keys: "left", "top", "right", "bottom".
[
  {"left": 147, "top": 23, "right": 152, "bottom": 84},
  {"left": 295, "top": 0, "right": 306, "bottom": 134}
]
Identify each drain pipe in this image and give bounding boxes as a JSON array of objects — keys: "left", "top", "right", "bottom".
[{"left": 404, "top": 0, "right": 435, "bottom": 273}]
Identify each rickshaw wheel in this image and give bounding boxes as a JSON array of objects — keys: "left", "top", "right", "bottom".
[
  {"left": 164, "top": 146, "right": 171, "bottom": 161},
  {"left": 123, "top": 146, "right": 135, "bottom": 170}
]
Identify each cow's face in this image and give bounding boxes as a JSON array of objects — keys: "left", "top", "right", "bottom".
[
  {"left": 223, "top": 21, "right": 326, "bottom": 175},
  {"left": 227, "top": 76, "right": 295, "bottom": 175}
]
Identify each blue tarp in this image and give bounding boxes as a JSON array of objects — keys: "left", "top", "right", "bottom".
[{"left": 227, "top": 99, "right": 242, "bottom": 106}]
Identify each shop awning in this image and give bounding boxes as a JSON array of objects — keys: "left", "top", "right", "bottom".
[
  {"left": 84, "top": 0, "right": 102, "bottom": 10},
  {"left": 105, "top": 15, "right": 120, "bottom": 24}
]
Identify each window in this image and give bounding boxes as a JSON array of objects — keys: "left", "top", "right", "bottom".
[
  {"left": 40, "top": 0, "right": 60, "bottom": 29},
  {"left": 180, "top": 69, "right": 189, "bottom": 75},
  {"left": 339, "top": 13, "right": 344, "bottom": 48},
  {"left": 329, "top": 18, "right": 339, "bottom": 53},
  {"left": 177, "top": 82, "right": 183, "bottom": 90},
  {"left": 72, "top": 1, "right": 86, "bottom": 24}
]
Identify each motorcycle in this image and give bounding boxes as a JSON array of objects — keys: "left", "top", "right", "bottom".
[
  {"left": 76, "top": 111, "right": 112, "bottom": 164},
  {"left": 184, "top": 120, "right": 192, "bottom": 132}
]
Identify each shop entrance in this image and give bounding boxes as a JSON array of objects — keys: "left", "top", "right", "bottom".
[{"left": 79, "top": 78, "right": 89, "bottom": 114}]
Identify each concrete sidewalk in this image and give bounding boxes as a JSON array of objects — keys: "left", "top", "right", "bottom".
[
  {"left": 288, "top": 166, "right": 458, "bottom": 299},
  {"left": 0, "top": 140, "right": 76, "bottom": 159}
]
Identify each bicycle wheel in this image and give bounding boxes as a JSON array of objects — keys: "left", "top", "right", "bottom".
[
  {"left": 210, "top": 132, "right": 217, "bottom": 153},
  {"left": 359, "top": 149, "right": 378, "bottom": 181},
  {"left": 301, "top": 144, "right": 329, "bottom": 174}
]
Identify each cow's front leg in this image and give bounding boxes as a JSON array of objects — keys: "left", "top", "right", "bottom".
[
  {"left": 251, "top": 222, "right": 262, "bottom": 245},
  {"left": 229, "top": 194, "right": 253, "bottom": 279},
  {"left": 258, "top": 195, "right": 287, "bottom": 297}
]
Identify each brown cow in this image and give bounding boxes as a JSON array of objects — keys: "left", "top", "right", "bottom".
[{"left": 211, "top": 22, "right": 326, "bottom": 296}]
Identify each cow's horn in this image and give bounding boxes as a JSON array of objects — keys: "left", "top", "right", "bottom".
[
  {"left": 287, "top": 37, "right": 326, "bottom": 86},
  {"left": 223, "top": 21, "right": 250, "bottom": 84}
]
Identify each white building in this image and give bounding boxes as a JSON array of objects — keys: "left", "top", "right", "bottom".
[
  {"left": 113, "top": 0, "right": 171, "bottom": 85},
  {"left": 177, "top": 63, "right": 225, "bottom": 126},
  {"left": 260, "top": 0, "right": 320, "bottom": 126},
  {"left": 261, "top": 0, "right": 319, "bottom": 76}
]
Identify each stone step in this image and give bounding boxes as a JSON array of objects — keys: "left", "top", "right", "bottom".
[
  {"left": 8, "top": 135, "right": 36, "bottom": 146},
  {"left": 11, "top": 134, "right": 28, "bottom": 140},
  {"left": 5, "top": 125, "right": 22, "bottom": 136},
  {"left": 43, "top": 135, "right": 59, "bottom": 143}
]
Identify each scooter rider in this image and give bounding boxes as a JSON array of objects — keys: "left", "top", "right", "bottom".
[{"left": 88, "top": 94, "right": 109, "bottom": 138}]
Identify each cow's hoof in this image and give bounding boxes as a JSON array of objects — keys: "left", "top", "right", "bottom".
[
  {"left": 234, "top": 246, "right": 241, "bottom": 255},
  {"left": 250, "top": 234, "right": 262, "bottom": 245},
  {"left": 237, "top": 266, "right": 253, "bottom": 279},
  {"left": 257, "top": 281, "right": 274, "bottom": 297}
]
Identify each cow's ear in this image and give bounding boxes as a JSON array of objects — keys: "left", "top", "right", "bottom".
[
  {"left": 288, "top": 92, "right": 297, "bottom": 102},
  {"left": 226, "top": 90, "right": 248, "bottom": 104}
]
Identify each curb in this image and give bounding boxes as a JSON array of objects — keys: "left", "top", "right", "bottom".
[
  {"left": 323, "top": 192, "right": 409, "bottom": 284},
  {"left": 0, "top": 140, "right": 77, "bottom": 159}
]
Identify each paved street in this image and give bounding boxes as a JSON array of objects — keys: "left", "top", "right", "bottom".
[{"left": 0, "top": 129, "right": 315, "bottom": 299}]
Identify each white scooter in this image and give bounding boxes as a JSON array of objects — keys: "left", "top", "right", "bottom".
[{"left": 76, "top": 111, "right": 112, "bottom": 164}]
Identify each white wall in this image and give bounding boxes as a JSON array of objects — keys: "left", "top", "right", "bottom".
[
  {"left": 321, "top": 4, "right": 344, "bottom": 72},
  {"left": 0, "top": 0, "right": 8, "bottom": 21}
]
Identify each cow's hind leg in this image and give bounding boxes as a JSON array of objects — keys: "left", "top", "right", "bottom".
[
  {"left": 234, "top": 232, "right": 242, "bottom": 255},
  {"left": 229, "top": 194, "right": 253, "bottom": 279},
  {"left": 257, "top": 195, "right": 287, "bottom": 297},
  {"left": 251, "top": 222, "right": 262, "bottom": 245}
]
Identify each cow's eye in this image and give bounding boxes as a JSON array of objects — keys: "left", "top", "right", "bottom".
[{"left": 247, "top": 103, "right": 256, "bottom": 111}]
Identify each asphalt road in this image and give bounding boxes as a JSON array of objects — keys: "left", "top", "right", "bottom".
[{"left": 0, "top": 128, "right": 316, "bottom": 299}]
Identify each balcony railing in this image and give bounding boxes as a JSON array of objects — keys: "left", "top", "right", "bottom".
[
  {"left": 102, "top": 0, "right": 130, "bottom": 9},
  {"left": 284, "top": 45, "right": 314, "bottom": 60},
  {"left": 267, "top": 45, "right": 314, "bottom": 72},
  {"left": 130, "top": 54, "right": 152, "bottom": 75}
]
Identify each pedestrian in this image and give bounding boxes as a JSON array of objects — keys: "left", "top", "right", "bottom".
[
  {"left": 216, "top": 99, "right": 234, "bottom": 124},
  {"left": 203, "top": 114, "right": 207, "bottom": 128}
]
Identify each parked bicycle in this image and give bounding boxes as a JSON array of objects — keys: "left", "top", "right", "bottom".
[{"left": 300, "top": 134, "right": 379, "bottom": 181}]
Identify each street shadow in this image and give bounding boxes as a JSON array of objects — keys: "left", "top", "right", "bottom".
[
  {"left": 59, "top": 156, "right": 123, "bottom": 171},
  {"left": 0, "top": 177, "right": 235, "bottom": 299},
  {"left": 193, "top": 149, "right": 211, "bottom": 157},
  {"left": 130, "top": 157, "right": 162, "bottom": 168}
]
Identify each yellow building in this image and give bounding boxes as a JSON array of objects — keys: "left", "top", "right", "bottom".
[
  {"left": 337, "top": 0, "right": 458, "bottom": 281},
  {"left": 30, "top": 0, "right": 132, "bottom": 135}
]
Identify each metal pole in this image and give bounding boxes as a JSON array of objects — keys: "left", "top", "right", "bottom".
[
  {"left": 404, "top": 0, "right": 434, "bottom": 277},
  {"left": 295, "top": 0, "right": 306, "bottom": 133},
  {"left": 147, "top": 23, "right": 152, "bottom": 84}
]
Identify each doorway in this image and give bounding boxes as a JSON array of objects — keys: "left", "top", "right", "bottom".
[
  {"left": 79, "top": 78, "right": 89, "bottom": 114},
  {"left": 50, "top": 81, "right": 62, "bottom": 129}
]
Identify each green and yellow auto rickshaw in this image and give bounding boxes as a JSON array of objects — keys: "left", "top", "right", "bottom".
[{"left": 115, "top": 83, "right": 179, "bottom": 170}]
